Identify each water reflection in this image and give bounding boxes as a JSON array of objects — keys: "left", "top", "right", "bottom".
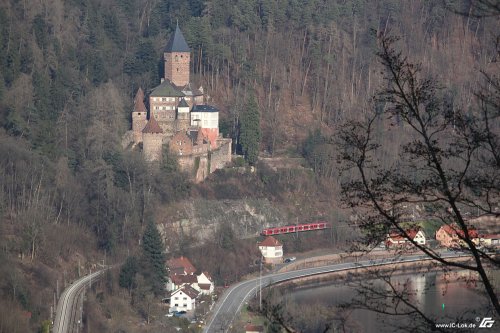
[{"left": 285, "top": 270, "right": 496, "bottom": 333}]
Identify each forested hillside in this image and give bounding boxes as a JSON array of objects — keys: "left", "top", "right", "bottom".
[{"left": 0, "top": 0, "right": 497, "bottom": 331}]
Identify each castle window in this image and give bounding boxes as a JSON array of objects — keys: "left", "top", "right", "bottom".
[
  {"left": 162, "top": 98, "right": 166, "bottom": 102},
  {"left": 175, "top": 55, "right": 178, "bottom": 61},
  {"left": 138, "top": 113, "right": 141, "bottom": 115},
  {"left": 176, "top": 68, "right": 179, "bottom": 72}
]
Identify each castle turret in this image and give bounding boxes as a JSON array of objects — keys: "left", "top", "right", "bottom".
[
  {"left": 132, "top": 87, "right": 147, "bottom": 144},
  {"left": 176, "top": 98, "right": 190, "bottom": 131},
  {"left": 142, "top": 114, "right": 164, "bottom": 162},
  {"left": 164, "top": 24, "right": 190, "bottom": 87}
]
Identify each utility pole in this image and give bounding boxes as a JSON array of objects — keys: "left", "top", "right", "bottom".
[{"left": 259, "top": 256, "right": 262, "bottom": 311}]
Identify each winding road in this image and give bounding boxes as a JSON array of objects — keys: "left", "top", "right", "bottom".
[
  {"left": 204, "top": 251, "right": 464, "bottom": 332},
  {"left": 53, "top": 269, "right": 106, "bottom": 333}
]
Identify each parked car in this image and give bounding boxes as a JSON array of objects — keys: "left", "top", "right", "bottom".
[
  {"left": 174, "top": 311, "right": 187, "bottom": 317},
  {"left": 284, "top": 257, "right": 296, "bottom": 263}
]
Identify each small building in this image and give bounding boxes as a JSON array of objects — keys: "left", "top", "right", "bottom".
[
  {"left": 480, "top": 234, "right": 500, "bottom": 248},
  {"left": 245, "top": 324, "right": 264, "bottom": 333},
  {"left": 170, "top": 285, "right": 199, "bottom": 312},
  {"left": 435, "top": 224, "right": 479, "bottom": 248},
  {"left": 196, "top": 271, "right": 215, "bottom": 295},
  {"left": 386, "top": 228, "right": 426, "bottom": 247},
  {"left": 258, "top": 236, "right": 283, "bottom": 264}
]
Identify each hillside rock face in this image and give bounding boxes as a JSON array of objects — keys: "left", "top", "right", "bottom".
[{"left": 158, "top": 198, "right": 288, "bottom": 243}]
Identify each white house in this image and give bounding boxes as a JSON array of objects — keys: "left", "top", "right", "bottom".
[
  {"left": 480, "top": 234, "right": 500, "bottom": 248},
  {"left": 386, "top": 228, "right": 426, "bottom": 247},
  {"left": 170, "top": 285, "right": 199, "bottom": 313},
  {"left": 258, "top": 236, "right": 283, "bottom": 264}
]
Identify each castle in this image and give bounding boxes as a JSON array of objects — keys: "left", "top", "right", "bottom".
[{"left": 127, "top": 24, "right": 232, "bottom": 181}]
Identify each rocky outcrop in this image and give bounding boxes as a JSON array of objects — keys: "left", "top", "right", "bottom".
[{"left": 158, "top": 198, "right": 288, "bottom": 243}]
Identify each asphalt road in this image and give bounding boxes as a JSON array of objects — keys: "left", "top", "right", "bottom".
[
  {"left": 53, "top": 269, "right": 105, "bottom": 333},
  {"left": 203, "top": 251, "right": 463, "bottom": 333}
]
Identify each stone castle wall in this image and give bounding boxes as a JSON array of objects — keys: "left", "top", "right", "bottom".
[{"left": 210, "top": 138, "right": 232, "bottom": 173}]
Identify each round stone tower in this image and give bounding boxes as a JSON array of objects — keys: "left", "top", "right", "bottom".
[
  {"left": 132, "top": 87, "right": 147, "bottom": 144},
  {"left": 142, "top": 114, "right": 164, "bottom": 162}
]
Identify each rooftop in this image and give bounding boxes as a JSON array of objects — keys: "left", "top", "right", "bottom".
[
  {"left": 192, "top": 104, "right": 219, "bottom": 113},
  {"left": 167, "top": 256, "right": 197, "bottom": 275},
  {"left": 150, "top": 80, "right": 185, "bottom": 97},
  {"left": 438, "top": 224, "right": 479, "bottom": 239},
  {"left": 258, "top": 236, "right": 282, "bottom": 247},
  {"left": 142, "top": 115, "right": 163, "bottom": 134},
  {"left": 178, "top": 98, "right": 189, "bottom": 108},
  {"left": 165, "top": 24, "right": 190, "bottom": 53},
  {"left": 171, "top": 274, "right": 197, "bottom": 285},
  {"left": 180, "top": 285, "right": 199, "bottom": 299}
]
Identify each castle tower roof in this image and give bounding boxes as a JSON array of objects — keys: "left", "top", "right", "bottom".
[
  {"left": 134, "top": 88, "right": 147, "bottom": 114},
  {"left": 134, "top": 87, "right": 145, "bottom": 104},
  {"left": 142, "top": 114, "right": 163, "bottom": 134},
  {"left": 164, "top": 24, "right": 190, "bottom": 53}
]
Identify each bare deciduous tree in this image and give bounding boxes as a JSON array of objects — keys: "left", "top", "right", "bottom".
[{"left": 336, "top": 33, "right": 500, "bottom": 322}]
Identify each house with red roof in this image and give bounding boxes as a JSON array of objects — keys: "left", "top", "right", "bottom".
[
  {"left": 386, "top": 228, "right": 426, "bottom": 248},
  {"left": 258, "top": 236, "right": 283, "bottom": 264},
  {"left": 167, "top": 256, "right": 197, "bottom": 275},
  {"left": 435, "top": 224, "right": 479, "bottom": 248},
  {"left": 166, "top": 256, "right": 214, "bottom": 295}
]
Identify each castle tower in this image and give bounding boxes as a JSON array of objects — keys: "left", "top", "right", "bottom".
[
  {"left": 176, "top": 98, "right": 190, "bottom": 132},
  {"left": 132, "top": 87, "right": 148, "bottom": 144},
  {"left": 142, "top": 114, "right": 164, "bottom": 162},
  {"left": 164, "top": 24, "right": 190, "bottom": 87}
]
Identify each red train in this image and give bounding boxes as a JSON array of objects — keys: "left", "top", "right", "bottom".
[{"left": 261, "top": 222, "right": 330, "bottom": 236}]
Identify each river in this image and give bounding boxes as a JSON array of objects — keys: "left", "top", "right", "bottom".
[{"left": 285, "top": 270, "right": 498, "bottom": 332}]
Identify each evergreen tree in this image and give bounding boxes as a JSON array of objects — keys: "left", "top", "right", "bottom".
[
  {"left": 239, "top": 93, "right": 261, "bottom": 165},
  {"left": 119, "top": 256, "right": 139, "bottom": 294},
  {"left": 141, "top": 220, "right": 167, "bottom": 295}
]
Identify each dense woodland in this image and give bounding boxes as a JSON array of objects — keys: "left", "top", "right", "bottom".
[{"left": 0, "top": 0, "right": 498, "bottom": 332}]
